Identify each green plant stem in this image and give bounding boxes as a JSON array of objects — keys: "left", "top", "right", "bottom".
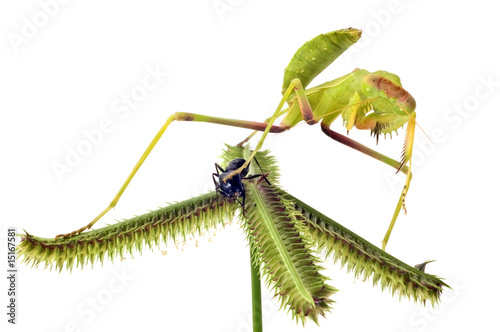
[
  {"left": 250, "top": 250, "right": 263, "bottom": 332},
  {"left": 244, "top": 144, "right": 263, "bottom": 332}
]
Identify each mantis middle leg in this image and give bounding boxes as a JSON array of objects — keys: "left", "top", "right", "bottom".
[{"left": 321, "top": 113, "right": 416, "bottom": 250}]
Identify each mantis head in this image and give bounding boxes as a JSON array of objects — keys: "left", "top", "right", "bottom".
[{"left": 361, "top": 72, "right": 416, "bottom": 116}]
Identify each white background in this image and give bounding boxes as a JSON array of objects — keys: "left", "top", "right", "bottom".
[{"left": 1, "top": 1, "right": 499, "bottom": 331}]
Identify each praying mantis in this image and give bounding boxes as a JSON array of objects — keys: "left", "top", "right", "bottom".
[{"left": 55, "top": 28, "right": 418, "bottom": 251}]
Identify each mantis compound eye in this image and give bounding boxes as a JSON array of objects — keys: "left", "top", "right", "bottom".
[
  {"left": 400, "top": 94, "right": 417, "bottom": 113},
  {"left": 403, "top": 95, "right": 417, "bottom": 112},
  {"left": 361, "top": 74, "right": 380, "bottom": 98}
]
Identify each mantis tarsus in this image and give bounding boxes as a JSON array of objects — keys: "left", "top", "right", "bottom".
[{"left": 56, "top": 28, "right": 418, "bottom": 251}]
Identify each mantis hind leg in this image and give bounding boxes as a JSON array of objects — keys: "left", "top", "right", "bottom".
[
  {"left": 55, "top": 112, "right": 287, "bottom": 239},
  {"left": 55, "top": 114, "right": 179, "bottom": 238},
  {"left": 320, "top": 116, "right": 416, "bottom": 251}
]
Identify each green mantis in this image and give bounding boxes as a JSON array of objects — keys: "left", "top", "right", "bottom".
[{"left": 56, "top": 28, "right": 418, "bottom": 251}]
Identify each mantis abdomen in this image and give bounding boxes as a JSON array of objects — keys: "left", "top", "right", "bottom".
[{"left": 282, "top": 28, "right": 361, "bottom": 93}]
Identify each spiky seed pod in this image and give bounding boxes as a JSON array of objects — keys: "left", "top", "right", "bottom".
[
  {"left": 18, "top": 144, "right": 450, "bottom": 325},
  {"left": 224, "top": 144, "right": 449, "bottom": 307},
  {"left": 242, "top": 179, "right": 337, "bottom": 324},
  {"left": 18, "top": 192, "right": 236, "bottom": 272},
  {"left": 279, "top": 189, "right": 450, "bottom": 305}
]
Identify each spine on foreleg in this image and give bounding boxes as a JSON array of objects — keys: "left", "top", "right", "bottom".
[{"left": 282, "top": 28, "right": 362, "bottom": 93}]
